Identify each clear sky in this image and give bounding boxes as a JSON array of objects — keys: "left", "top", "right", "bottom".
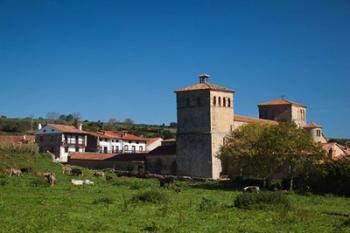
[{"left": 0, "top": 0, "right": 349, "bottom": 138}]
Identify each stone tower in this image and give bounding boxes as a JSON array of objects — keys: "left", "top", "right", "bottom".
[{"left": 175, "top": 74, "right": 234, "bottom": 179}]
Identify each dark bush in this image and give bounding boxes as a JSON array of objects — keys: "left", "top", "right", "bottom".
[
  {"left": 234, "top": 192, "right": 291, "bottom": 210},
  {"left": 93, "top": 197, "right": 113, "bottom": 205},
  {"left": 30, "top": 177, "right": 49, "bottom": 187},
  {"left": 198, "top": 197, "right": 218, "bottom": 212},
  {"left": 343, "top": 218, "right": 350, "bottom": 227},
  {"left": 132, "top": 190, "right": 168, "bottom": 204},
  {"left": 0, "top": 179, "right": 7, "bottom": 186}
]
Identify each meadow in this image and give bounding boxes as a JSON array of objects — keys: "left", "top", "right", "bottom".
[{"left": 0, "top": 152, "right": 350, "bottom": 233}]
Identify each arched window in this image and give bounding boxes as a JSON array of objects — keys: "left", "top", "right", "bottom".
[
  {"left": 228, "top": 98, "right": 231, "bottom": 107},
  {"left": 213, "top": 96, "right": 216, "bottom": 106},
  {"left": 218, "top": 97, "right": 221, "bottom": 106},
  {"left": 223, "top": 97, "right": 226, "bottom": 107}
]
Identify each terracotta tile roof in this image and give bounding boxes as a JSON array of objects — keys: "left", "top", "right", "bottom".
[
  {"left": 175, "top": 82, "right": 234, "bottom": 93},
  {"left": 70, "top": 152, "right": 115, "bottom": 160},
  {"left": 146, "top": 137, "right": 162, "bottom": 145},
  {"left": 304, "top": 122, "right": 322, "bottom": 129},
  {"left": 48, "top": 124, "right": 87, "bottom": 134},
  {"left": 86, "top": 131, "right": 115, "bottom": 139},
  {"left": 100, "top": 131, "right": 147, "bottom": 142},
  {"left": 258, "top": 98, "right": 306, "bottom": 108},
  {"left": 234, "top": 115, "right": 279, "bottom": 125},
  {"left": 0, "top": 135, "right": 35, "bottom": 144}
]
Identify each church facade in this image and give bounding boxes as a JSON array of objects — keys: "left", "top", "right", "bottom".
[{"left": 175, "top": 74, "right": 343, "bottom": 179}]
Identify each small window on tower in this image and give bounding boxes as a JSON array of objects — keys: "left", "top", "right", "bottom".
[
  {"left": 223, "top": 97, "right": 226, "bottom": 107},
  {"left": 228, "top": 98, "right": 231, "bottom": 107},
  {"left": 213, "top": 96, "right": 217, "bottom": 106},
  {"left": 197, "top": 97, "right": 201, "bottom": 106},
  {"left": 218, "top": 97, "right": 221, "bottom": 106}
]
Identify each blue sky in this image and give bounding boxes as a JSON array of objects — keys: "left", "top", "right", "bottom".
[{"left": 0, "top": 0, "right": 349, "bottom": 138}]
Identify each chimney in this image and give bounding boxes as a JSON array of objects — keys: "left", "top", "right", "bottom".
[
  {"left": 38, "top": 123, "right": 42, "bottom": 130},
  {"left": 78, "top": 123, "right": 83, "bottom": 131},
  {"left": 199, "top": 73, "right": 210, "bottom": 83}
]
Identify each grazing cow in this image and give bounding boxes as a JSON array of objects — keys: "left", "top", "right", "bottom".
[
  {"left": 43, "top": 172, "right": 56, "bottom": 186},
  {"left": 159, "top": 176, "right": 174, "bottom": 188},
  {"left": 84, "top": 179, "right": 94, "bottom": 185},
  {"left": 71, "top": 168, "right": 82, "bottom": 176},
  {"left": 4, "top": 168, "right": 22, "bottom": 177},
  {"left": 71, "top": 179, "right": 94, "bottom": 186},
  {"left": 243, "top": 186, "right": 260, "bottom": 193},
  {"left": 20, "top": 167, "right": 31, "bottom": 174},
  {"left": 94, "top": 171, "right": 105, "bottom": 177},
  {"left": 62, "top": 166, "right": 72, "bottom": 175},
  {"left": 71, "top": 179, "right": 84, "bottom": 185},
  {"left": 105, "top": 175, "right": 113, "bottom": 182}
]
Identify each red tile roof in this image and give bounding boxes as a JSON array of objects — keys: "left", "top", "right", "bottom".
[
  {"left": 258, "top": 98, "right": 306, "bottom": 108},
  {"left": 70, "top": 152, "right": 115, "bottom": 160},
  {"left": 0, "top": 135, "right": 35, "bottom": 144},
  {"left": 100, "top": 131, "right": 147, "bottom": 142},
  {"left": 48, "top": 124, "right": 86, "bottom": 134},
  {"left": 304, "top": 122, "right": 322, "bottom": 129},
  {"left": 234, "top": 115, "right": 279, "bottom": 125},
  {"left": 146, "top": 137, "right": 162, "bottom": 145},
  {"left": 175, "top": 82, "right": 234, "bottom": 93}
]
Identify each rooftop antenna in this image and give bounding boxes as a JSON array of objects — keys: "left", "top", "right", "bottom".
[{"left": 199, "top": 73, "right": 210, "bottom": 83}]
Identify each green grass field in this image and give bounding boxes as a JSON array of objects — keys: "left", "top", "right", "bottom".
[{"left": 0, "top": 152, "right": 350, "bottom": 233}]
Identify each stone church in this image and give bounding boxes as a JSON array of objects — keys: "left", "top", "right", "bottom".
[{"left": 175, "top": 74, "right": 339, "bottom": 179}]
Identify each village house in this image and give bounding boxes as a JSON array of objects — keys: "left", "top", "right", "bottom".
[{"left": 35, "top": 123, "right": 88, "bottom": 162}]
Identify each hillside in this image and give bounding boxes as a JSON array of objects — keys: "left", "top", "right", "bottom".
[
  {"left": 0, "top": 151, "right": 350, "bottom": 233},
  {"left": 0, "top": 116, "right": 176, "bottom": 139}
]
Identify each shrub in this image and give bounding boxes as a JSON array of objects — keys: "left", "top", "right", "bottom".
[
  {"left": 344, "top": 218, "right": 350, "bottom": 227},
  {"left": 132, "top": 190, "right": 168, "bottom": 204},
  {"left": 0, "top": 143, "right": 39, "bottom": 155},
  {"left": 30, "top": 177, "right": 49, "bottom": 187},
  {"left": 234, "top": 192, "right": 291, "bottom": 210},
  {"left": 0, "top": 179, "right": 7, "bottom": 186},
  {"left": 93, "top": 197, "right": 113, "bottom": 205},
  {"left": 198, "top": 197, "right": 218, "bottom": 212}
]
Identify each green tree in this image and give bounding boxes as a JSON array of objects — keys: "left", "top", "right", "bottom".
[{"left": 219, "top": 122, "right": 325, "bottom": 190}]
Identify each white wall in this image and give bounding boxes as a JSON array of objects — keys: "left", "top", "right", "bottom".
[{"left": 97, "top": 138, "right": 146, "bottom": 153}]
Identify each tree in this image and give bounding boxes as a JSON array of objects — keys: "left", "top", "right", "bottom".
[
  {"left": 218, "top": 122, "right": 326, "bottom": 190},
  {"left": 46, "top": 112, "right": 60, "bottom": 121},
  {"left": 124, "top": 118, "right": 134, "bottom": 125},
  {"left": 105, "top": 118, "right": 118, "bottom": 130}
]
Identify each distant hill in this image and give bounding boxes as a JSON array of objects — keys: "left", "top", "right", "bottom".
[{"left": 0, "top": 116, "right": 176, "bottom": 139}]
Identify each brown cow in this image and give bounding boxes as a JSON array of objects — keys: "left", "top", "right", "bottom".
[
  {"left": 4, "top": 168, "right": 22, "bottom": 177},
  {"left": 43, "top": 172, "right": 56, "bottom": 186}
]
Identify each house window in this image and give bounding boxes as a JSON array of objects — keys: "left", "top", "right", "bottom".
[
  {"left": 124, "top": 145, "right": 128, "bottom": 151},
  {"left": 218, "top": 97, "right": 221, "bottom": 106},
  {"left": 75, "top": 147, "right": 79, "bottom": 152},
  {"left": 116, "top": 146, "right": 119, "bottom": 152},
  {"left": 65, "top": 147, "right": 68, "bottom": 153},
  {"left": 139, "top": 146, "right": 143, "bottom": 152},
  {"left": 316, "top": 130, "right": 321, "bottom": 137},
  {"left": 132, "top": 146, "right": 136, "bottom": 152},
  {"left": 112, "top": 146, "right": 115, "bottom": 153},
  {"left": 223, "top": 97, "right": 226, "bottom": 107},
  {"left": 228, "top": 98, "right": 231, "bottom": 107},
  {"left": 213, "top": 96, "right": 216, "bottom": 106}
]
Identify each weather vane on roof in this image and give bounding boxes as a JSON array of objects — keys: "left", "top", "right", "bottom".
[{"left": 199, "top": 73, "right": 210, "bottom": 83}]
